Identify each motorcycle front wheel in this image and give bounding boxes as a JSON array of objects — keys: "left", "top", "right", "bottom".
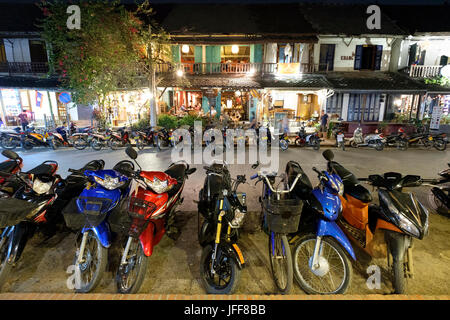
[
  {"left": 375, "top": 143, "right": 384, "bottom": 151},
  {"left": 0, "top": 227, "right": 14, "bottom": 290},
  {"left": 434, "top": 140, "right": 447, "bottom": 151},
  {"left": 293, "top": 234, "right": 352, "bottom": 295},
  {"left": 200, "top": 244, "right": 240, "bottom": 294},
  {"left": 22, "top": 140, "right": 33, "bottom": 150},
  {"left": 396, "top": 139, "right": 408, "bottom": 151},
  {"left": 136, "top": 138, "right": 145, "bottom": 151},
  {"left": 268, "top": 233, "right": 293, "bottom": 294},
  {"left": 73, "top": 230, "right": 108, "bottom": 293},
  {"left": 279, "top": 139, "right": 289, "bottom": 151},
  {"left": 116, "top": 237, "right": 148, "bottom": 294},
  {"left": 312, "top": 139, "right": 320, "bottom": 150}
]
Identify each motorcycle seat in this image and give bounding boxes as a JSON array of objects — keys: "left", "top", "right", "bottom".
[
  {"left": 165, "top": 164, "right": 188, "bottom": 197},
  {"left": 0, "top": 161, "right": 18, "bottom": 173},
  {"left": 345, "top": 183, "right": 373, "bottom": 203},
  {"left": 27, "top": 163, "right": 57, "bottom": 176}
]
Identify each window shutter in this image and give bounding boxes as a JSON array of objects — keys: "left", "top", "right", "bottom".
[
  {"left": 172, "top": 45, "right": 180, "bottom": 63},
  {"left": 354, "top": 45, "right": 363, "bottom": 70},
  {"left": 326, "top": 44, "right": 335, "bottom": 71},
  {"left": 194, "top": 46, "right": 202, "bottom": 63},
  {"left": 374, "top": 45, "right": 383, "bottom": 70}
]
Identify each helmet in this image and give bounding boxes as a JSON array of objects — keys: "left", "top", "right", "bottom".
[{"left": 398, "top": 127, "right": 405, "bottom": 133}]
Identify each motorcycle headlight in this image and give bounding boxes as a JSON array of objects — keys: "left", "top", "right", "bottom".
[
  {"left": 230, "top": 208, "right": 246, "bottom": 228},
  {"left": 380, "top": 192, "right": 420, "bottom": 238},
  {"left": 32, "top": 178, "right": 52, "bottom": 194},
  {"left": 144, "top": 176, "right": 173, "bottom": 194},
  {"left": 337, "top": 180, "right": 344, "bottom": 196},
  {"left": 93, "top": 175, "right": 125, "bottom": 190}
]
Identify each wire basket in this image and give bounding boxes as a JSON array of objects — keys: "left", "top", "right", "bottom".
[
  {"left": 262, "top": 195, "right": 303, "bottom": 234},
  {"left": 127, "top": 197, "right": 157, "bottom": 238},
  {"left": 0, "top": 198, "right": 40, "bottom": 228},
  {"left": 62, "top": 196, "right": 112, "bottom": 230}
]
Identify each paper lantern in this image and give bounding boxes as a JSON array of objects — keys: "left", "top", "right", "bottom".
[
  {"left": 231, "top": 45, "right": 239, "bottom": 54},
  {"left": 181, "top": 45, "right": 190, "bottom": 54}
]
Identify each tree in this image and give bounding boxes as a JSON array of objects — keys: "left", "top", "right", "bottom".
[{"left": 38, "top": 0, "right": 170, "bottom": 126}]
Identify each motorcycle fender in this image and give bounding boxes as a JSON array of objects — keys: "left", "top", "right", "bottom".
[
  {"left": 83, "top": 221, "right": 111, "bottom": 248},
  {"left": 431, "top": 187, "right": 449, "bottom": 208},
  {"left": 199, "top": 221, "right": 215, "bottom": 247},
  {"left": 385, "top": 230, "right": 409, "bottom": 263},
  {"left": 9, "top": 223, "right": 31, "bottom": 263},
  {"left": 317, "top": 219, "right": 356, "bottom": 260},
  {"left": 217, "top": 242, "right": 245, "bottom": 269},
  {"left": 139, "top": 221, "right": 155, "bottom": 257}
]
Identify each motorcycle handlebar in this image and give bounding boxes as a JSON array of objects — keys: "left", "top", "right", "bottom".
[{"left": 250, "top": 174, "right": 258, "bottom": 180}]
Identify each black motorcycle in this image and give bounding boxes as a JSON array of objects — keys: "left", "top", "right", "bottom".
[
  {"left": 0, "top": 128, "right": 23, "bottom": 150},
  {"left": 197, "top": 162, "right": 247, "bottom": 294},
  {"left": 423, "top": 163, "right": 449, "bottom": 215},
  {"left": 385, "top": 131, "right": 408, "bottom": 150},
  {"left": 294, "top": 126, "right": 320, "bottom": 150}
]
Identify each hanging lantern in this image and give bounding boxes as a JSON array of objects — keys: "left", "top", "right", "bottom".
[
  {"left": 181, "top": 45, "right": 190, "bottom": 54},
  {"left": 231, "top": 45, "right": 239, "bottom": 54}
]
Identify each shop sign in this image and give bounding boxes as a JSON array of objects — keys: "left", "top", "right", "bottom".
[
  {"left": 430, "top": 102, "right": 443, "bottom": 130},
  {"left": 0, "top": 89, "right": 22, "bottom": 116},
  {"left": 36, "top": 92, "right": 43, "bottom": 108}
]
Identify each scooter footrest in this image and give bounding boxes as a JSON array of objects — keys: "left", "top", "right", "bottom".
[{"left": 339, "top": 217, "right": 366, "bottom": 248}]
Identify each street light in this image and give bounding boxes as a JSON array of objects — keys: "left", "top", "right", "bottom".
[
  {"left": 231, "top": 45, "right": 239, "bottom": 54},
  {"left": 181, "top": 45, "right": 190, "bottom": 54}
]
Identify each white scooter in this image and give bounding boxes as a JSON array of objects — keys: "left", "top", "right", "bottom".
[{"left": 349, "top": 126, "right": 385, "bottom": 151}]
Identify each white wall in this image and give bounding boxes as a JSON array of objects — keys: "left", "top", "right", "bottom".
[
  {"left": 313, "top": 37, "right": 394, "bottom": 71},
  {"left": 3, "top": 39, "right": 31, "bottom": 63},
  {"left": 29, "top": 90, "right": 59, "bottom": 122},
  {"left": 393, "top": 38, "right": 450, "bottom": 70},
  {"left": 271, "top": 90, "right": 298, "bottom": 111}
]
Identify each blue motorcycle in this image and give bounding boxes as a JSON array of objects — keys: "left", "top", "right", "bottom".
[
  {"left": 288, "top": 160, "right": 355, "bottom": 294},
  {"left": 63, "top": 160, "right": 133, "bottom": 293}
]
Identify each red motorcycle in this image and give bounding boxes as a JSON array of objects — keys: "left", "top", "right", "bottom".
[
  {"left": 114, "top": 146, "right": 196, "bottom": 293},
  {"left": 0, "top": 150, "right": 24, "bottom": 197},
  {"left": 108, "top": 127, "right": 131, "bottom": 150}
]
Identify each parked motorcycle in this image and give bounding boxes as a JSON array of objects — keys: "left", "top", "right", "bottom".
[
  {"left": 157, "top": 127, "right": 173, "bottom": 149},
  {"left": 108, "top": 127, "right": 131, "bottom": 150},
  {"left": 0, "top": 158, "right": 63, "bottom": 289},
  {"left": 47, "top": 126, "right": 70, "bottom": 149},
  {"left": 70, "top": 126, "right": 93, "bottom": 150},
  {"left": 0, "top": 128, "right": 23, "bottom": 150},
  {"left": 323, "top": 149, "right": 428, "bottom": 293},
  {"left": 430, "top": 132, "right": 447, "bottom": 151},
  {"left": 295, "top": 126, "right": 321, "bottom": 150},
  {"left": 385, "top": 128, "right": 408, "bottom": 150},
  {"left": 0, "top": 150, "right": 24, "bottom": 197},
  {"left": 349, "top": 127, "right": 385, "bottom": 151},
  {"left": 113, "top": 146, "right": 196, "bottom": 293},
  {"left": 289, "top": 158, "right": 355, "bottom": 294},
  {"left": 198, "top": 161, "right": 247, "bottom": 294},
  {"left": 62, "top": 162, "right": 131, "bottom": 292},
  {"left": 134, "top": 127, "right": 159, "bottom": 151},
  {"left": 90, "top": 129, "right": 111, "bottom": 151},
  {"left": 256, "top": 126, "right": 289, "bottom": 151},
  {"left": 423, "top": 163, "right": 449, "bottom": 215}
]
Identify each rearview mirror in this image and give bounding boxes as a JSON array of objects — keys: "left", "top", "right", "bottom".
[
  {"left": 186, "top": 167, "right": 197, "bottom": 175},
  {"left": 125, "top": 146, "right": 138, "bottom": 160},
  {"left": 2, "top": 150, "right": 20, "bottom": 160},
  {"left": 251, "top": 161, "right": 259, "bottom": 169},
  {"left": 322, "top": 149, "right": 334, "bottom": 161}
]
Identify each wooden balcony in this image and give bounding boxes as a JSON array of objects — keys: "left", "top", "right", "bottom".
[
  {"left": 409, "top": 65, "right": 442, "bottom": 78},
  {"left": 155, "top": 62, "right": 327, "bottom": 75},
  {"left": 0, "top": 62, "right": 49, "bottom": 75}
]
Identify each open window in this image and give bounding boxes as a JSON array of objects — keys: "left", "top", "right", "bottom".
[
  {"left": 319, "top": 44, "right": 335, "bottom": 71},
  {"left": 354, "top": 45, "right": 383, "bottom": 70}
]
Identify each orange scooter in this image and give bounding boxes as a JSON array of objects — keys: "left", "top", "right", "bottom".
[{"left": 321, "top": 150, "right": 429, "bottom": 294}]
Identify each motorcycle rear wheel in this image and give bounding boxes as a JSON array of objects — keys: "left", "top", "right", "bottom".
[
  {"left": 200, "top": 244, "right": 240, "bottom": 294},
  {"left": 0, "top": 227, "right": 14, "bottom": 290},
  {"left": 396, "top": 140, "right": 408, "bottom": 151},
  {"left": 136, "top": 139, "right": 145, "bottom": 150},
  {"left": 73, "top": 231, "right": 108, "bottom": 293},
  {"left": 116, "top": 237, "right": 148, "bottom": 294},
  {"left": 375, "top": 143, "right": 384, "bottom": 151},
  {"left": 434, "top": 140, "right": 447, "bottom": 151},
  {"left": 91, "top": 139, "right": 103, "bottom": 151},
  {"left": 22, "top": 141, "right": 33, "bottom": 150},
  {"left": 0, "top": 137, "right": 17, "bottom": 150},
  {"left": 312, "top": 140, "right": 320, "bottom": 150},
  {"left": 73, "top": 137, "right": 88, "bottom": 150}
]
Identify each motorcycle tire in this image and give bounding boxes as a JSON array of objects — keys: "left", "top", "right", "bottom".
[
  {"left": 73, "top": 230, "right": 108, "bottom": 293},
  {"left": 312, "top": 140, "right": 320, "bottom": 151},
  {"left": 51, "top": 140, "right": 59, "bottom": 150},
  {"left": 427, "top": 191, "right": 449, "bottom": 215},
  {"left": 269, "top": 233, "right": 293, "bottom": 295},
  {"left": 91, "top": 139, "right": 103, "bottom": 151},
  {"left": 116, "top": 237, "right": 148, "bottom": 294},
  {"left": 397, "top": 140, "right": 408, "bottom": 151},
  {"left": 73, "top": 137, "right": 88, "bottom": 150},
  {"left": 22, "top": 141, "right": 33, "bottom": 150},
  {"left": 136, "top": 139, "right": 144, "bottom": 151},
  {"left": 434, "top": 140, "right": 447, "bottom": 151},
  {"left": 0, "top": 137, "right": 17, "bottom": 150},
  {"left": 392, "top": 252, "right": 407, "bottom": 294},
  {"left": 375, "top": 143, "right": 384, "bottom": 151},
  {"left": 295, "top": 138, "right": 305, "bottom": 147},
  {"left": 200, "top": 244, "right": 240, "bottom": 294},
  {"left": 350, "top": 141, "right": 358, "bottom": 148},
  {"left": 280, "top": 139, "right": 289, "bottom": 151},
  {"left": 293, "top": 234, "right": 352, "bottom": 295},
  {"left": 0, "top": 227, "right": 14, "bottom": 290},
  {"left": 109, "top": 139, "right": 120, "bottom": 151}
]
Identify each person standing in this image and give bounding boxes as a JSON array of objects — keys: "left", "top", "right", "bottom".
[
  {"left": 18, "top": 111, "right": 29, "bottom": 131},
  {"left": 320, "top": 110, "right": 329, "bottom": 138}
]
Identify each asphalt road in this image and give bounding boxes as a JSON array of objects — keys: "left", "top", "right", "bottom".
[{"left": 1, "top": 144, "right": 449, "bottom": 295}]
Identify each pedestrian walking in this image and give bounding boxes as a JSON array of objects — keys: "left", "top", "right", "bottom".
[
  {"left": 320, "top": 110, "right": 328, "bottom": 138},
  {"left": 18, "top": 111, "right": 29, "bottom": 131}
]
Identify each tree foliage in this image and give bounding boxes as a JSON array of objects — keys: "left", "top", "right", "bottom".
[{"left": 38, "top": 0, "right": 170, "bottom": 107}]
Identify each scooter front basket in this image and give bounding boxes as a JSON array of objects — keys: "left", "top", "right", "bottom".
[{"left": 127, "top": 197, "right": 157, "bottom": 238}]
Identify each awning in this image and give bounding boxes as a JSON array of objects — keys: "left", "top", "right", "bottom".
[{"left": 0, "top": 76, "right": 62, "bottom": 90}]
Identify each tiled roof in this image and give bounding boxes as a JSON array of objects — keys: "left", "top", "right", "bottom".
[{"left": 324, "top": 71, "right": 427, "bottom": 92}]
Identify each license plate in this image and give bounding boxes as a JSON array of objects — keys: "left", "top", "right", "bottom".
[
  {"left": 169, "top": 137, "right": 174, "bottom": 140},
  {"left": 428, "top": 137, "right": 433, "bottom": 141},
  {"left": 262, "top": 137, "right": 268, "bottom": 140}
]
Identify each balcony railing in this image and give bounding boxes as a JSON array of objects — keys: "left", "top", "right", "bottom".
[
  {"left": 409, "top": 65, "right": 442, "bottom": 78},
  {"left": 155, "top": 62, "right": 329, "bottom": 75},
  {"left": 0, "top": 62, "right": 49, "bottom": 75}
]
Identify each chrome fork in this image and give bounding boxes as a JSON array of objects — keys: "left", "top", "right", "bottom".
[
  {"left": 77, "top": 231, "right": 88, "bottom": 264},
  {"left": 311, "top": 236, "right": 323, "bottom": 270},
  {"left": 121, "top": 237, "right": 133, "bottom": 265}
]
